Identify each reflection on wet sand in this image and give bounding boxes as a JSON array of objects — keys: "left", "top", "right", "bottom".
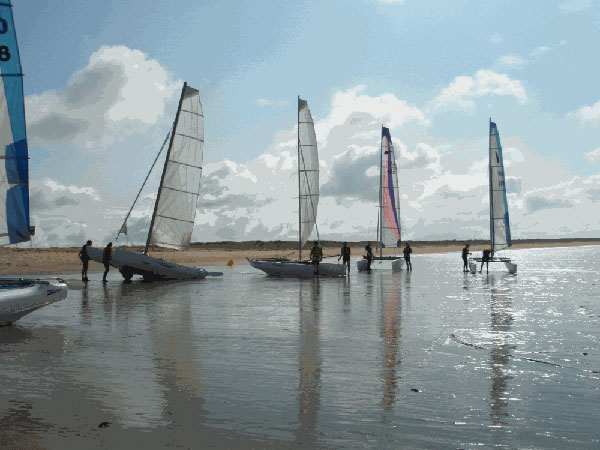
[
  {"left": 295, "top": 279, "right": 321, "bottom": 448},
  {"left": 487, "top": 274, "right": 515, "bottom": 426},
  {"left": 380, "top": 274, "right": 402, "bottom": 409}
]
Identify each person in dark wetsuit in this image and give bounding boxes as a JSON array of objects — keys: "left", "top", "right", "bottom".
[
  {"left": 462, "top": 244, "right": 471, "bottom": 272},
  {"left": 310, "top": 241, "right": 323, "bottom": 275},
  {"left": 403, "top": 242, "right": 412, "bottom": 270},
  {"left": 338, "top": 242, "right": 351, "bottom": 275},
  {"left": 102, "top": 242, "right": 113, "bottom": 282},
  {"left": 364, "top": 243, "right": 374, "bottom": 271},
  {"left": 479, "top": 248, "right": 491, "bottom": 273},
  {"left": 79, "top": 240, "right": 92, "bottom": 282}
]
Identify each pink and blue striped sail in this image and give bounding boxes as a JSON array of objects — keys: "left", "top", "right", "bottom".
[
  {"left": 0, "top": 1, "right": 31, "bottom": 245},
  {"left": 379, "top": 127, "right": 401, "bottom": 248}
]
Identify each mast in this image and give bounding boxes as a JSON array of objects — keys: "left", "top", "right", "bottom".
[
  {"left": 298, "top": 96, "right": 302, "bottom": 261},
  {"left": 145, "top": 82, "right": 187, "bottom": 254},
  {"left": 488, "top": 118, "right": 494, "bottom": 257},
  {"left": 378, "top": 125, "right": 384, "bottom": 258}
]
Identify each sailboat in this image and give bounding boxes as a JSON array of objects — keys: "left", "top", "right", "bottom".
[
  {"left": 0, "top": 1, "right": 68, "bottom": 325},
  {"left": 469, "top": 120, "right": 517, "bottom": 274},
  {"left": 357, "top": 127, "right": 403, "bottom": 272},
  {"left": 87, "top": 83, "right": 222, "bottom": 281},
  {"left": 247, "top": 97, "right": 345, "bottom": 277}
]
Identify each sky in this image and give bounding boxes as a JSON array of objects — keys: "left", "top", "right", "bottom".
[{"left": 10, "top": 0, "right": 600, "bottom": 247}]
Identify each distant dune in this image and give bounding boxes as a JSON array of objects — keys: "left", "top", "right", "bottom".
[{"left": 1, "top": 239, "right": 599, "bottom": 276}]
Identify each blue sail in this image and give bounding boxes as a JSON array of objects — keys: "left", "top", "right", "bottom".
[{"left": 0, "top": 0, "right": 31, "bottom": 245}]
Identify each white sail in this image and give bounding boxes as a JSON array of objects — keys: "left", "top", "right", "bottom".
[
  {"left": 298, "top": 98, "right": 319, "bottom": 247},
  {"left": 379, "top": 127, "right": 401, "bottom": 248},
  {"left": 0, "top": 1, "right": 32, "bottom": 245},
  {"left": 148, "top": 84, "right": 204, "bottom": 249},
  {"left": 489, "top": 121, "right": 511, "bottom": 254}
]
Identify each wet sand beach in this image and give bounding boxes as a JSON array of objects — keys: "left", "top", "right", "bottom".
[{"left": 1, "top": 239, "right": 599, "bottom": 276}]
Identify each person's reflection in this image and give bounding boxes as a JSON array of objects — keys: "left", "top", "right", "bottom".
[
  {"left": 295, "top": 279, "right": 321, "bottom": 447},
  {"left": 380, "top": 274, "right": 401, "bottom": 410},
  {"left": 342, "top": 276, "right": 351, "bottom": 314},
  {"left": 487, "top": 274, "right": 514, "bottom": 426}
]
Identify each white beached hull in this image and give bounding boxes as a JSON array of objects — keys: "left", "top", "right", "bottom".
[
  {"left": 87, "top": 247, "right": 211, "bottom": 281},
  {"left": 469, "top": 258, "right": 517, "bottom": 274},
  {"left": 0, "top": 278, "right": 68, "bottom": 326},
  {"left": 357, "top": 257, "right": 403, "bottom": 272},
  {"left": 247, "top": 258, "right": 345, "bottom": 278}
]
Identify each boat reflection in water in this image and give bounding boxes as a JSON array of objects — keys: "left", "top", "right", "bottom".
[
  {"left": 380, "top": 273, "right": 402, "bottom": 410},
  {"left": 295, "top": 279, "right": 321, "bottom": 447},
  {"left": 486, "top": 274, "right": 515, "bottom": 427}
]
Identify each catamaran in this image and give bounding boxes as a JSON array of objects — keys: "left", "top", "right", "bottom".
[
  {"left": 357, "top": 127, "right": 403, "bottom": 272},
  {"left": 0, "top": 1, "right": 68, "bottom": 325},
  {"left": 469, "top": 120, "right": 517, "bottom": 274},
  {"left": 87, "top": 83, "right": 222, "bottom": 281},
  {"left": 247, "top": 98, "right": 345, "bottom": 277}
]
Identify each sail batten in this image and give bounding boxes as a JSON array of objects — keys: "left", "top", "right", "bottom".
[
  {"left": 0, "top": 1, "right": 31, "bottom": 245},
  {"left": 379, "top": 127, "right": 401, "bottom": 248},
  {"left": 298, "top": 98, "right": 319, "bottom": 249},
  {"left": 147, "top": 84, "right": 204, "bottom": 250},
  {"left": 489, "top": 120, "right": 512, "bottom": 254}
]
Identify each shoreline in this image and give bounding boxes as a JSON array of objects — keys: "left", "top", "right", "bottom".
[{"left": 1, "top": 239, "right": 599, "bottom": 276}]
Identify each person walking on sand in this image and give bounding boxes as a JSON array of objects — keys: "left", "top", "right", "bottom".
[
  {"left": 102, "top": 242, "right": 113, "bottom": 282},
  {"left": 403, "top": 242, "right": 413, "bottom": 270},
  {"left": 462, "top": 244, "right": 471, "bottom": 272},
  {"left": 79, "top": 240, "right": 92, "bottom": 282},
  {"left": 364, "top": 243, "right": 374, "bottom": 271},
  {"left": 479, "top": 248, "right": 491, "bottom": 273},
  {"left": 338, "top": 242, "right": 351, "bottom": 275},
  {"left": 310, "top": 241, "right": 323, "bottom": 275}
]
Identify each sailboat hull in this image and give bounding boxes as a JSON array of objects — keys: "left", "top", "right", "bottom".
[
  {"left": 247, "top": 257, "right": 345, "bottom": 278},
  {"left": 469, "top": 257, "right": 517, "bottom": 274},
  {"left": 0, "top": 278, "right": 68, "bottom": 326},
  {"left": 356, "top": 257, "right": 403, "bottom": 272},
  {"left": 87, "top": 247, "right": 212, "bottom": 281}
]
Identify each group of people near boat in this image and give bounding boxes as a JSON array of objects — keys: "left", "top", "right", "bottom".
[{"left": 79, "top": 240, "right": 113, "bottom": 282}]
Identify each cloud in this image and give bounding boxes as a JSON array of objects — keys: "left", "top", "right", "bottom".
[
  {"left": 583, "top": 147, "right": 600, "bottom": 164},
  {"left": 568, "top": 100, "right": 600, "bottom": 127},
  {"left": 559, "top": 0, "right": 592, "bottom": 13},
  {"left": 489, "top": 34, "right": 503, "bottom": 45},
  {"left": 254, "top": 98, "right": 286, "bottom": 107},
  {"left": 428, "top": 70, "right": 527, "bottom": 113},
  {"left": 525, "top": 196, "right": 573, "bottom": 213},
  {"left": 496, "top": 54, "right": 526, "bottom": 69},
  {"left": 26, "top": 45, "right": 181, "bottom": 150}
]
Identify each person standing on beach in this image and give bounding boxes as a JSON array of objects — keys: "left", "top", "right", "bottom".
[
  {"left": 338, "top": 242, "right": 351, "bottom": 275},
  {"left": 310, "top": 241, "right": 323, "bottom": 275},
  {"left": 79, "top": 240, "right": 92, "bottom": 282},
  {"left": 462, "top": 244, "right": 471, "bottom": 272},
  {"left": 364, "top": 243, "right": 374, "bottom": 271},
  {"left": 479, "top": 248, "right": 491, "bottom": 273},
  {"left": 403, "top": 242, "right": 413, "bottom": 270},
  {"left": 102, "top": 242, "right": 113, "bottom": 282}
]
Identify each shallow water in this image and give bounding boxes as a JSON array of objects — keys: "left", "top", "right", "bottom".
[{"left": 1, "top": 246, "right": 599, "bottom": 449}]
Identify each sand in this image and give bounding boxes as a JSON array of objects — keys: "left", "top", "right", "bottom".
[{"left": 1, "top": 239, "right": 599, "bottom": 276}]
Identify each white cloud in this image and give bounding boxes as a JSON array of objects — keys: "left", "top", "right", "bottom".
[
  {"left": 559, "top": 0, "right": 592, "bottom": 13},
  {"left": 583, "top": 147, "right": 600, "bottom": 164},
  {"left": 254, "top": 98, "right": 286, "bottom": 107},
  {"left": 497, "top": 54, "right": 526, "bottom": 69},
  {"left": 568, "top": 100, "right": 600, "bottom": 127},
  {"left": 531, "top": 45, "right": 551, "bottom": 57},
  {"left": 428, "top": 70, "right": 527, "bottom": 113},
  {"left": 26, "top": 45, "right": 181, "bottom": 150},
  {"left": 489, "top": 34, "right": 503, "bottom": 45}
]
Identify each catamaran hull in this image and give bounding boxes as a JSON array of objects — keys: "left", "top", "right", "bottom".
[
  {"left": 469, "top": 258, "right": 517, "bottom": 274},
  {"left": 0, "top": 279, "right": 68, "bottom": 326},
  {"left": 248, "top": 258, "right": 345, "bottom": 278},
  {"left": 87, "top": 247, "right": 211, "bottom": 281},
  {"left": 357, "top": 257, "right": 403, "bottom": 272}
]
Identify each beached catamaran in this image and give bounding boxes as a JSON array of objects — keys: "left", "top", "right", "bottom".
[
  {"left": 88, "top": 83, "right": 221, "bottom": 280},
  {"left": 469, "top": 120, "right": 517, "bottom": 274},
  {"left": 357, "top": 127, "right": 402, "bottom": 272},
  {"left": 0, "top": 1, "right": 68, "bottom": 325},
  {"left": 247, "top": 98, "right": 344, "bottom": 277}
]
